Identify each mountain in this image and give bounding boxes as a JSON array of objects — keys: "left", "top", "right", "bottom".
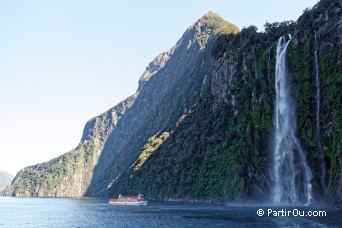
[
  {"left": 104, "top": 1, "right": 341, "bottom": 205},
  {"left": 0, "top": 171, "right": 14, "bottom": 192},
  {"left": 4, "top": 0, "right": 341, "bottom": 207},
  {"left": 86, "top": 11, "right": 239, "bottom": 196},
  {"left": 4, "top": 12, "right": 239, "bottom": 197}
]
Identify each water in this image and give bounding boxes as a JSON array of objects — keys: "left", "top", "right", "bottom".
[
  {"left": 0, "top": 197, "right": 341, "bottom": 228},
  {"left": 270, "top": 35, "right": 313, "bottom": 204},
  {"left": 314, "top": 33, "right": 326, "bottom": 193}
]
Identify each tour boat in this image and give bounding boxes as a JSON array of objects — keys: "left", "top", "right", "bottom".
[{"left": 108, "top": 194, "right": 147, "bottom": 205}]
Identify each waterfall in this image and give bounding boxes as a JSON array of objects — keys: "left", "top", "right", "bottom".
[
  {"left": 314, "top": 33, "right": 326, "bottom": 193},
  {"left": 267, "top": 49, "right": 271, "bottom": 81},
  {"left": 253, "top": 47, "right": 259, "bottom": 79},
  {"left": 270, "top": 35, "right": 313, "bottom": 205},
  {"left": 267, "top": 49, "right": 272, "bottom": 91}
]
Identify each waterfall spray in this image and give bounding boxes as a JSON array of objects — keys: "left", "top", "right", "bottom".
[
  {"left": 270, "top": 35, "right": 313, "bottom": 205},
  {"left": 314, "top": 33, "right": 326, "bottom": 193}
]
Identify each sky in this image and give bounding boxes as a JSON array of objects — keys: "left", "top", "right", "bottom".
[{"left": 0, "top": 0, "right": 319, "bottom": 175}]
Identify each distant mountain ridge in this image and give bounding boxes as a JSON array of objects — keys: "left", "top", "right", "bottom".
[{"left": 0, "top": 171, "right": 14, "bottom": 191}]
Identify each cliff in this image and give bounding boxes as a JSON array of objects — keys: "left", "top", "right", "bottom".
[
  {"left": 5, "top": 0, "right": 341, "bottom": 207},
  {"left": 109, "top": 0, "right": 341, "bottom": 206},
  {"left": 4, "top": 94, "right": 137, "bottom": 197},
  {"left": 85, "top": 12, "right": 239, "bottom": 196},
  {"left": 4, "top": 12, "right": 240, "bottom": 198}
]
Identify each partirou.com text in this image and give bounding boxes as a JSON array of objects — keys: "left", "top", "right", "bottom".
[{"left": 257, "top": 208, "right": 327, "bottom": 217}]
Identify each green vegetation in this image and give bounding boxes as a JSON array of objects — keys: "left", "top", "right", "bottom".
[
  {"left": 111, "top": 61, "right": 272, "bottom": 201},
  {"left": 133, "top": 132, "right": 170, "bottom": 172},
  {"left": 5, "top": 139, "right": 102, "bottom": 197},
  {"left": 110, "top": 0, "right": 341, "bottom": 205},
  {"left": 201, "top": 11, "right": 240, "bottom": 35},
  {"left": 6, "top": 0, "right": 341, "bottom": 206},
  {"left": 4, "top": 94, "right": 137, "bottom": 197}
]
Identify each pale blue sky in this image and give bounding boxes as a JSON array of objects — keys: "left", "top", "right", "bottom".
[{"left": 0, "top": 0, "right": 319, "bottom": 175}]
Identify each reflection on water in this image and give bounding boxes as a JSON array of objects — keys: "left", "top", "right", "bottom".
[{"left": 0, "top": 197, "right": 340, "bottom": 227}]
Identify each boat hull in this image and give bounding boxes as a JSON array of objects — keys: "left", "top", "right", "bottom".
[{"left": 108, "top": 200, "right": 147, "bottom": 206}]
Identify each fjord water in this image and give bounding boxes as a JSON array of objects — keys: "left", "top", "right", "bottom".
[
  {"left": 0, "top": 197, "right": 341, "bottom": 228},
  {"left": 270, "top": 35, "right": 313, "bottom": 204}
]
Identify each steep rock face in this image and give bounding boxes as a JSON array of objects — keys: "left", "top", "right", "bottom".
[
  {"left": 288, "top": 0, "right": 341, "bottom": 206},
  {"left": 5, "top": 1, "right": 340, "bottom": 207},
  {"left": 4, "top": 12, "right": 239, "bottom": 198},
  {"left": 111, "top": 0, "right": 341, "bottom": 206},
  {"left": 4, "top": 94, "right": 137, "bottom": 197},
  {"left": 138, "top": 49, "right": 174, "bottom": 89},
  {"left": 86, "top": 12, "right": 239, "bottom": 196},
  {"left": 113, "top": 29, "right": 272, "bottom": 202}
]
